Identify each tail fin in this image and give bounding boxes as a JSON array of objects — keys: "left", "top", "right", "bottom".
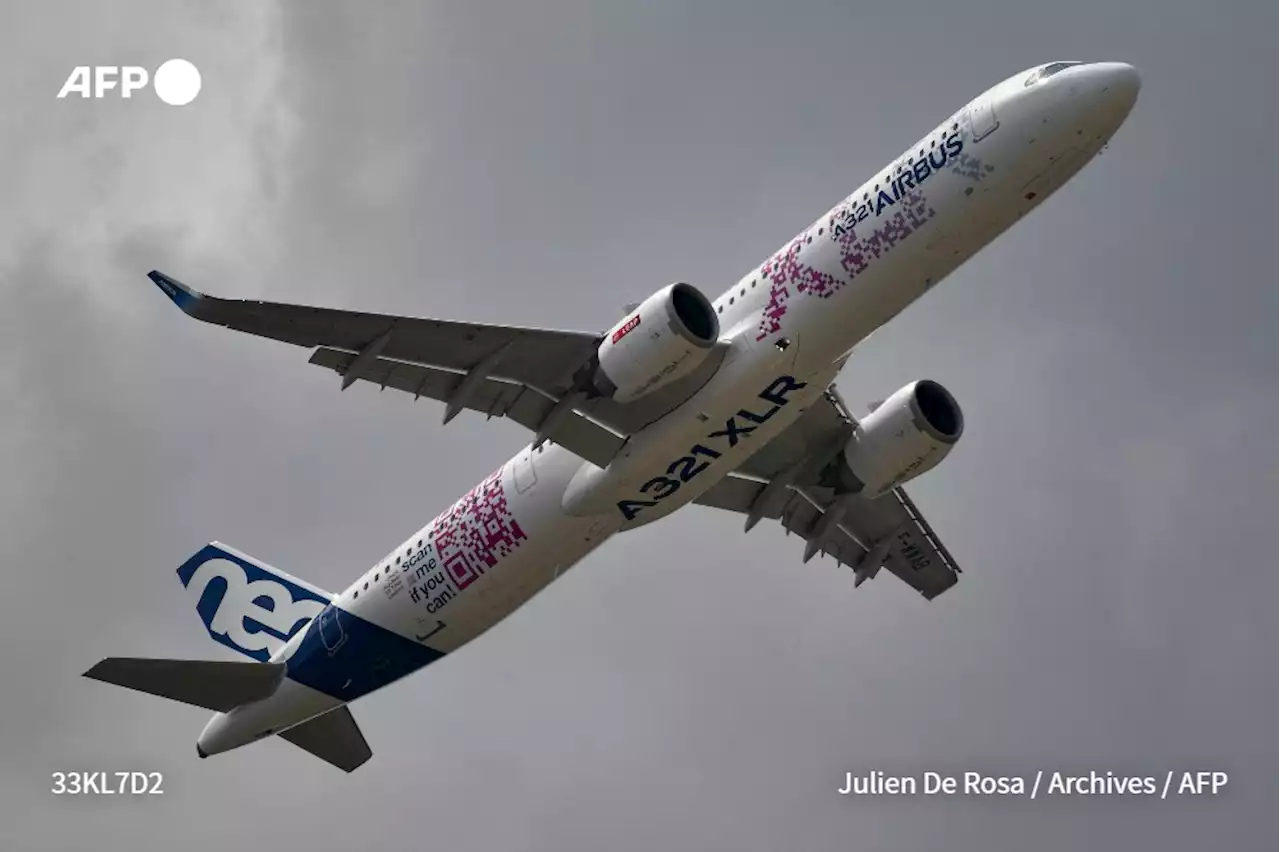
[
  {"left": 83, "top": 658, "right": 285, "bottom": 711},
  {"left": 176, "top": 542, "right": 334, "bottom": 661}
]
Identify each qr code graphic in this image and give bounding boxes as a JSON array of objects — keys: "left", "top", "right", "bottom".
[{"left": 431, "top": 467, "right": 527, "bottom": 590}]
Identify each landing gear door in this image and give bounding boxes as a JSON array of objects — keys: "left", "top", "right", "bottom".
[{"left": 968, "top": 99, "right": 998, "bottom": 142}]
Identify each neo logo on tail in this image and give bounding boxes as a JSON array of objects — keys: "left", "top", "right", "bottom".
[{"left": 176, "top": 544, "right": 331, "bottom": 661}]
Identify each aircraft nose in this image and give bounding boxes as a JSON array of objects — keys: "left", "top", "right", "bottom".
[
  {"left": 1069, "top": 62, "right": 1140, "bottom": 139},
  {"left": 1096, "top": 62, "right": 1141, "bottom": 111}
]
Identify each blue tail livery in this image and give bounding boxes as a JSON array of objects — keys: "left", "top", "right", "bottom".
[{"left": 176, "top": 542, "right": 333, "bottom": 662}]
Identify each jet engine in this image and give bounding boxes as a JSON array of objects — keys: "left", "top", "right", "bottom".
[
  {"left": 593, "top": 282, "right": 720, "bottom": 403},
  {"left": 838, "top": 380, "right": 964, "bottom": 498}
]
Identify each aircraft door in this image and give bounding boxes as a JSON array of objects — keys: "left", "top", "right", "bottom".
[
  {"left": 513, "top": 445, "right": 537, "bottom": 494},
  {"left": 968, "top": 99, "right": 999, "bottom": 141}
]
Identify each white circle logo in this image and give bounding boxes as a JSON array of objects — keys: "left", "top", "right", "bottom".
[{"left": 153, "top": 59, "right": 201, "bottom": 106}]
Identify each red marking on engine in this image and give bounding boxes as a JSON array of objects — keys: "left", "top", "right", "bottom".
[{"left": 611, "top": 315, "right": 640, "bottom": 344}]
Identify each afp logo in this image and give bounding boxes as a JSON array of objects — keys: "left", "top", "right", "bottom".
[
  {"left": 57, "top": 59, "right": 201, "bottom": 106},
  {"left": 177, "top": 544, "right": 329, "bottom": 662}
]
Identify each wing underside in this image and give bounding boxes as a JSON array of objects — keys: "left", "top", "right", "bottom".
[
  {"left": 693, "top": 386, "right": 962, "bottom": 600},
  {"left": 148, "top": 270, "right": 726, "bottom": 464},
  {"left": 307, "top": 347, "right": 625, "bottom": 467}
]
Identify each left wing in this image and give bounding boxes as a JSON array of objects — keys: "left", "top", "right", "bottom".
[
  {"left": 148, "top": 270, "right": 726, "bottom": 467},
  {"left": 693, "top": 386, "right": 962, "bottom": 600}
]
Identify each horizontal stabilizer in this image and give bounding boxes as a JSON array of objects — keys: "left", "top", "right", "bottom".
[
  {"left": 279, "top": 706, "right": 373, "bottom": 773},
  {"left": 83, "top": 658, "right": 286, "bottom": 712}
]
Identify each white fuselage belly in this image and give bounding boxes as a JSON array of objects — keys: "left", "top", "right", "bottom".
[{"left": 199, "top": 64, "right": 1138, "bottom": 754}]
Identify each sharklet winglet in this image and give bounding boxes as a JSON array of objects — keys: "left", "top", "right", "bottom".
[{"left": 148, "top": 270, "right": 205, "bottom": 315}]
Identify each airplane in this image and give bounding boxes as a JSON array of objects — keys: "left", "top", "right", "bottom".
[{"left": 85, "top": 61, "right": 1140, "bottom": 772}]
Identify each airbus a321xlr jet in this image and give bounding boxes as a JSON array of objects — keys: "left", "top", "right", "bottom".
[{"left": 86, "top": 62, "right": 1139, "bottom": 772}]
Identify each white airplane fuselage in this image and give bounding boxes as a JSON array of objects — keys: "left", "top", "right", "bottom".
[{"left": 198, "top": 62, "right": 1140, "bottom": 757}]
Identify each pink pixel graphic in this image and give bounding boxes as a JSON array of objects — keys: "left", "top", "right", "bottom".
[
  {"left": 754, "top": 190, "right": 936, "bottom": 341},
  {"left": 756, "top": 235, "right": 843, "bottom": 340},
  {"left": 430, "top": 467, "right": 527, "bottom": 590},
  {"left": 836, "top": 190, "right": 935, "bottom": 279}
]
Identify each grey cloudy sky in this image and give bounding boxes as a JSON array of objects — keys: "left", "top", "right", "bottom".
[{"left": 1, "top": 1, "right": 1275, "bottom": 850}]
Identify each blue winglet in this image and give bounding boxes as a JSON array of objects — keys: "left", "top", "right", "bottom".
[{"left": 148, "top": 270, "right": 204, "bottom": 314}]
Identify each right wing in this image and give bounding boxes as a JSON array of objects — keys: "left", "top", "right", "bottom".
[
  {"left": 305, "top": 347, "right": 627, "bottom": 467},
  {"left": 149, "top": 270, "right": 727, "bottom": 467},
  {"left": 149, "top": 271, "right": 600, "bottom": 390}
]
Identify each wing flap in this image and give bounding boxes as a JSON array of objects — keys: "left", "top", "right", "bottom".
[
  {"left": 696, "top": 475, "right": 959, "bottom": 599},
  {"left": 308, "top": 348, "right": 625, "bottom": 467}
]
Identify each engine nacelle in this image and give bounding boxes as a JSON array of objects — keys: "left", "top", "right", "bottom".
[
  {"left": 593, "top": 282, "right": 719, "bottom": 403},
  {"left": 839, "top": 380, "right": 964, "bottom": 498}
]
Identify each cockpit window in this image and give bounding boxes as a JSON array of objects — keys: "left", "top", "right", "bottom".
[
  {"left": 1025, "top": 61, "right": 1081, "bottom": 86},
  {"left": 1041, "top": 61, "right": 1079, "bottom": 77}
]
